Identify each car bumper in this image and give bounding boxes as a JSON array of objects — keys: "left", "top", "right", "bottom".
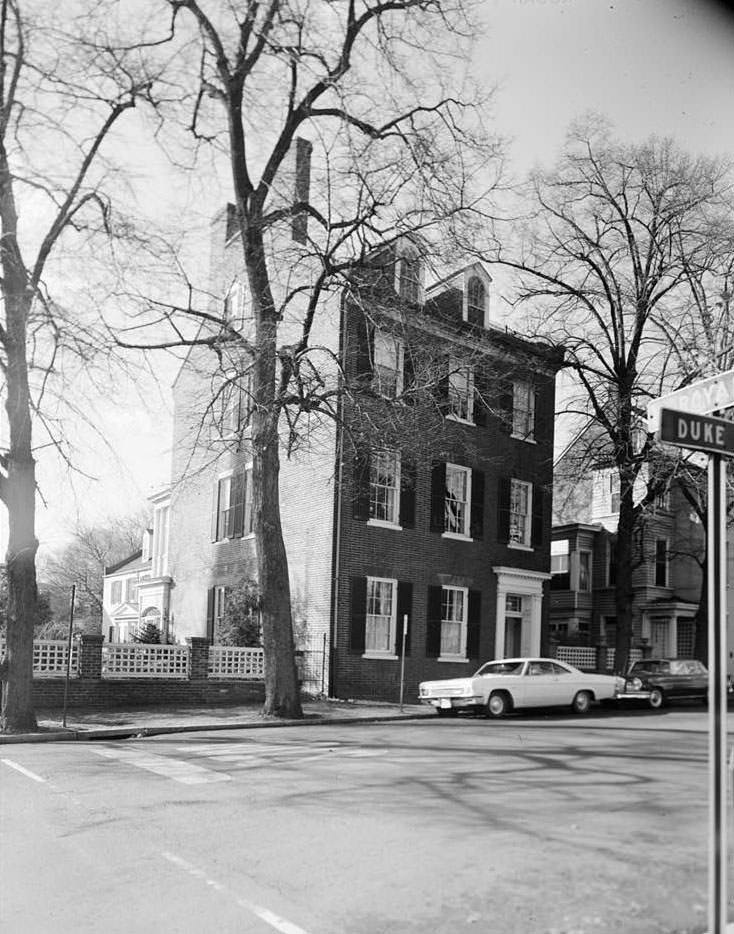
[
  {"left": 615, "top": 691, "right": 654, "bottom": 702},
  {"left": 420, "top": 696, "right": 483, "bottom": 710}
]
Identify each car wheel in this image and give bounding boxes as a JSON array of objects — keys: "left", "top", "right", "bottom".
[
  {"left": 571, "top": 690, "right": 593, "bottom": 714},
  {"left": 436, "top": 707, "right": 457, "bottom": 718},
  {"left": 486, "top": 692, "right": 510, "bottom": 718},
  {"left": 648, "top": 688, "right": 664, "bottom": 710}
]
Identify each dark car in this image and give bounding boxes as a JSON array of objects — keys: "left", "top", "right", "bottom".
[{"left": 616, "top": 658, "right": 711, "bottom": 709}]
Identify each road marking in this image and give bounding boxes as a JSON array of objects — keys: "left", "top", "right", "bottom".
[
  {"left": 91, "top": 746, "right": 231, "bottom": 784},
  {"left": 161, "top": 851, "right": 312, "bottom": 934},
  {"left": 1, "top": 758, "right": 46, "bottom": 783}
]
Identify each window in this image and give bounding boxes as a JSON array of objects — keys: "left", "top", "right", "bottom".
[
  {"left": 550, "top": 540, "right": 570, "bottom": 590},
  {"left": 655, "top": 487, "right": 670, "bottom": 511},
  {"left": 607, "top": 538, "right": 617, "bottom": 586},
  {"left": 224, "top": 279, "right": 246, "bottom": 328},
  {"left": 466, "top": 276, "right": 486, "bottom": 326},
  {"left": 550, "top": 620, "right": 569, "bottom": 639},
  {"left": 448, "top": 361, "right": 473, "bottom": 422},
  {"left": 512, "top": 381, "right": 535, "bottom": 441},
  {"left": 655, "top": 539, "right": 668, "bottom": 587},
  {"left": 609, "top": 473, "right": 620, "bottom": 512},
  {"left": 369, "top": 451, "right": 400, "bottom": 525},
  {"left": 373, "top": 330, "right": 403, "bottom": 398},
  {"left": 365, "top": 577, "right": 397, "bottom": 655},
  {"left": 445, "top": 464, "right": 471, "bottom": 537},
  {"left": 398, "top": 252, "right": 422, "bottom": 303},
  {"left": 212, "top": 468, "right": 253, "bottom": 541},
  {"left": 125, "top": 577, "right": 139, "bottom": 604},
  {"left": 578, "top": 551, "right": 591, "bottom": 591},
  {"left": 509, "top": 479, "right": 532, "bottom": 547},
  {"left": 440, "top": 586, "right": 468, "bottom": 658},
  {"left": 110, "top": 580, "right": 122, "bottom": 605}
]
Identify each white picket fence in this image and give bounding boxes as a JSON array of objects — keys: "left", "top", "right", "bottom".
[
  {"left": 102, "top": 643, "right": 190, "bottom": 679},
  {"left": 209, "top": 646, "right": 265, "bottom": 679},
  {"left": 0, "top": 638, "right": 79, "bottom": 678}
]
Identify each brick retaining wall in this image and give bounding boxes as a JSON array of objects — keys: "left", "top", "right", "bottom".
[{"left": 32, "top": 678, "right": 264, "bottom": 709}]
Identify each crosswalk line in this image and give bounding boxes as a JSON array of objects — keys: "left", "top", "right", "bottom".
[{"left": 91, "top": 746, "right": 231, "bottom": 784}]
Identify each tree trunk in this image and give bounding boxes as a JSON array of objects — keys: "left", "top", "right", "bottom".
[
  {"left": 244, "top": 219, "right": 303, "bottom": 719},
  {"left": 1, "top": 298, "right": 39, "bottom": 732},
  {"left": 613, "top": 472, "right": 636, "bottom": 676}
]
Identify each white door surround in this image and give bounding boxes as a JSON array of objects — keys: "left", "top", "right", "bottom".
[{"left": 492, "top": 567, "right": 550, "bottom": 659}]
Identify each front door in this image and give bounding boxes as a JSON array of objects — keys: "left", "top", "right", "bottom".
[
  {"left": 651, "top": 617, "right": 669, "bottom": 656},
  {"left": 505, "top": 616, "right": 522, "bottom": 657}
]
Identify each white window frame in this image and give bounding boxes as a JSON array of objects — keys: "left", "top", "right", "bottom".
[
  {"left": 397, "top": 250, "right": 423, "bottom": 304},
  {"left": 439, "top": 585, "right": 468, "bottom": 661},
  {"left": 444, "top": 463, "right": 472, "bottom": 539},
  {"left": 224, "top": 278, "right": 247, "bottom": 329},
  {"left": 509, "top": 479, "right": 532, "bottom": 549},
  {"left": 364, "top": 577, "right": 398, "bottom": 658},
  {"left": 550, "top": 539, "right": 569, "bottom": 576},
  {"left": 372, "top": 329, "right": 404, "bottom": 398},
  {"left": 368, "top": 450, "right": 401, "bottom": 528},
  {"left": 110, "top": 579, "right": 122, "bottom": 606},
  {"left": 447, "top": 359, "right": 474, "bottom": 423},
  {"left": 511, "top": 381, "right": 535, "bottom": 442},
  {"left": 213, "top": 470, "right": 233, "bottom": 542},
  {"left": 609, "top": 472, "right": 621, "bottom": 513}
]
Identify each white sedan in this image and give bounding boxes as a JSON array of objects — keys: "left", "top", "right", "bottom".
[{"left": 419, "top": 657, "right": 625, "bottom": 718}]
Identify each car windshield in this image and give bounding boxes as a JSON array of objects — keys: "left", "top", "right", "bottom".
[
  {"left": 629, "top": 660, "right": 670, "bottom": 675},
  {"left": 475, "top": 661, "right": 525, "bottom": 677}
]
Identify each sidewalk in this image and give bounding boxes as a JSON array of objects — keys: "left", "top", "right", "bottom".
[{"left": 0, "top": 698, "right": 433, "bottom": 744}]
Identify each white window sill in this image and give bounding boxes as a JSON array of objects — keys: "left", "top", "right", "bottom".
[
  {"left": 446, "top": 413, "right": 475, "bottom": 427},
  {"left": 511, "top": 433, "right": 537, "bottom": 444},
  {"left": 367, "top": 519, "right": 402, "bottom": 531},
  {"left": 438, "top": 656, "right": 470, "bottom": 663},
  {"left": 362, "top": 653, "right": 398, "bottom": 661},
  {"left": 442, "top": 531, "right": 473, "bottom": 542},
  {"left": 508, "top": 542, "right": 533, "bottom": 552}
]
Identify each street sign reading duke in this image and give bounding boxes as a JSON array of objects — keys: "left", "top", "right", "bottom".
[
  {"left": 647, "top": 367, "right": 734, "bottom": 433},
  {"left": 660, "top": 408, "right": 734, "bottom": 456}
]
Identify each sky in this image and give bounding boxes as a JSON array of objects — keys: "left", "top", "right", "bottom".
[{"left": 33, "top": 0, "right": 734, "bottom": 555}]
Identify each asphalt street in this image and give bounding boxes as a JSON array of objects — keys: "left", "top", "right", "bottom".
[{"left": 1, "top": 706, "right": 731, "bottom": 934}]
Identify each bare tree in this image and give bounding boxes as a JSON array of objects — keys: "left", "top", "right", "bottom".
[
  {"left": 494, "top": 118, "right": 732, "bottom": 673},
  {"left": 0, "top": 0, "right": 157, "bottom": 731},
  {"left": 121, "top": 0, "right": 500, "bottom": 717}
]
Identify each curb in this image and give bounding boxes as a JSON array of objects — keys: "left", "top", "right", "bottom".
[{"left": 0, "top": 711, "right": 432, "bottom": 744}]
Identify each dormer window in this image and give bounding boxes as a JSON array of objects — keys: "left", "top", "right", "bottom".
[
  {"left": 467, "top": 276, "right": 486, "bottom": 326},
  {"left": 398, "top": 250, "right": 422, "bottom": 304}
]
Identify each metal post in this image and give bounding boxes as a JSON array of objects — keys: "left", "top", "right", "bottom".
[
  {"left": 321, "top": 631, "right": 327, "bottom": 697},
  {"left": 399, "top": 614, "right": 408, "bottom": 712},
  {"left": 62, "top": 584, "right": 76, "bottom": 729},
  {"left": 707, "top": 453, "right": 727, "bottom": 934}
]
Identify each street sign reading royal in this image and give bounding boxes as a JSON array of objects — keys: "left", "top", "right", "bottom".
[
  {"left": 647, "top": 367, "right": 734, "bottom": 433},
  {"left": 660, "top": 408, "right": 734, "bottom": 457}
]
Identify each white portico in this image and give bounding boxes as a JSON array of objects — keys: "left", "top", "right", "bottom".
[{"left": 493, "top": 566, "right": 550, "bottom": 658}]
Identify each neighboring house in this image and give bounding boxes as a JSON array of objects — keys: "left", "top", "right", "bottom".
[
  {"left": 102, "top": 491, "right": 172, "bottom": 642},
  {"left": 550, "top": 460, "right": 706, "bottom": 664},
  {"left": 151, "top": 150, "right": 563, "bottom": 700}
]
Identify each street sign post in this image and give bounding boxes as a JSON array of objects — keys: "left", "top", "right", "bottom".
[
  {"left": 651, "top": 392, "right": 732, "bottom": 934},
  {"left": 647, "top": 367, "right": 734, "bottom": 433}
]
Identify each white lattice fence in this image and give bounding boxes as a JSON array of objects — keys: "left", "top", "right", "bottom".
[
  {"left": 102, "top": 643, "right": 190, "bottom": 679},
  {"left": 554, "top": 645, "right": 598, "bottom": 670},
  {"left": 208, "top": 646, "right": 264, "bottom": 679},
  {"left": 0, "top": 639, "right": 79, "bottom": 677}
]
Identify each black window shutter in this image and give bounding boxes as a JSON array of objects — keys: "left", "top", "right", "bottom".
[
  {"left": 354, "top": 312, "right": 374, "bottom": 381},
  {"left": 353, "top": 453, "right": 371, "bottom": 521},
  {"left": 402, "top": 346, "right": 416, "bottom": 403},
  {"left": 426, "top": 586, "right": 443, "bottom": 657},
  {"left": 499, "top": 380, "right": 513, "bottom": 433},
  {"left": 206, "top": 588, "right": 215, "bottom": 643},
  {"left": 350, "top": 577, "right": 367, "bottom": 654},
  {"left": 244, "top": 468, "right": 254, "bottom": 534},
  {"left": 436, "top": 356, "right": 450, "bottom": 416},
  {"left": 399, "top": 460, "right": 416, "bottom": 528},
  {"left": 534, "top": 384, "right": 544, "bottom": 441},
  {"left": 497, "top": 476, "right": 511, "bottom": 543},
  {"left": 429, "top": 462, "right": 446, "bottom": 532},
  {"left": 395, "top": 582, "right": 413, "bottom": 656},
  {"left": 466, "top": 590, "right": 481, "bottom": 658},
  {"left": 531, "top": 485, "right": 544, "bottom": 548},
  {"left": 473, "top": 368, "right": 489, "bottom": 427},
  {"left": 470, "top": 469, "right": 485, "bottom": 539}
]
